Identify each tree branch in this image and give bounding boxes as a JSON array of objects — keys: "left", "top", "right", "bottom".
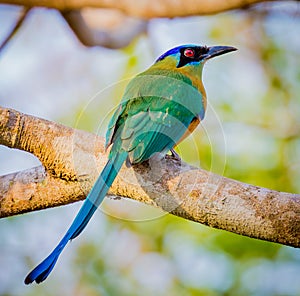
[
  {"left": 61, "top": 9, "right": 147, "bottom": 49},
  {"left": 0, "top": 106, "right": 299, "bottom": 248},
  {"left": 0, "top": 6, "right": 32, "bottom": 53},
  {"left": 0, "top": 0, "right": 277, "bottom": 18}
]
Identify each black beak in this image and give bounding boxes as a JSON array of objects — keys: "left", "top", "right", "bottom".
[{"left": 203, "top": 46, "right": 237, "bottom": 60}]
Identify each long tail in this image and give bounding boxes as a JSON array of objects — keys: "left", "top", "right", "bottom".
[{"left": 24, "top": 150, "right": 128, "bottom": 284}]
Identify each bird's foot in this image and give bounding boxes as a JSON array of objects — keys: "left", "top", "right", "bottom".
[
  {"left": 125, "top": 157, "right": 132, "bottom": 168},
  {"left": 169, "top": 148, "right": 181, "bottom": 162}
]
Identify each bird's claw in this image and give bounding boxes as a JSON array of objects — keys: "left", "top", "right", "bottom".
[{"left": 169, "top": 148, "right": 181, "bottom": 161}]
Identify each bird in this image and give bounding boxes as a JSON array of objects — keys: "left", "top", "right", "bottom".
[{"left": 24, "top": 44, "right": 236, "bottom": 284}]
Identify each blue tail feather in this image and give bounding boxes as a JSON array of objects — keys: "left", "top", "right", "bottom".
[{"left": 24, "top": 151, "right": 127, "bottom": 284}]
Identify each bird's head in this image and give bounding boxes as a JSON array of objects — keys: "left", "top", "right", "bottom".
[{"left": 155, "top": 44, "right": 237, "bottom": 69}]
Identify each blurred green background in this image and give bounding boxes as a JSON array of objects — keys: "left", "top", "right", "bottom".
[{"left": 0, "top": 2, "right": 300, "bottom": 295}]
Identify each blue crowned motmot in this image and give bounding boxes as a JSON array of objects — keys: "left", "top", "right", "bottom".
[{"left": 25, "top": 44, "right": 236, "bottom": 284}]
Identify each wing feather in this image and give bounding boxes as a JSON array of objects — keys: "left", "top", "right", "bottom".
[{"left": 120, "top": 99, "right": 193, "bottom": 164}]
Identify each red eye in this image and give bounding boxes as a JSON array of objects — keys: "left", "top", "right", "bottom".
[{"left": 184, "top": 48, "right": 195, "bottom": 58}]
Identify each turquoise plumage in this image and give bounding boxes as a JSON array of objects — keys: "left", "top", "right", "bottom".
[{"left": 25, "top": 44, "right": 236, "bottom": 284}]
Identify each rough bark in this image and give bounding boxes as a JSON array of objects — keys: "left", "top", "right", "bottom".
[
  {"left": 0, "top": 0, "right": 276, "bottom": 18},
  {"left": 0, "top": 106, "right": 299, "bottom": 248}
]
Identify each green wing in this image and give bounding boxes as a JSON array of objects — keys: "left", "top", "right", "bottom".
[{"left": 106, "top": 70, "right": 204, "bottom": 164}]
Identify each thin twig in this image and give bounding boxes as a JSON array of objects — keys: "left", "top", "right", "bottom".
[{"left": 0, "top": 6, "right": 32, "bottom": 53}]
